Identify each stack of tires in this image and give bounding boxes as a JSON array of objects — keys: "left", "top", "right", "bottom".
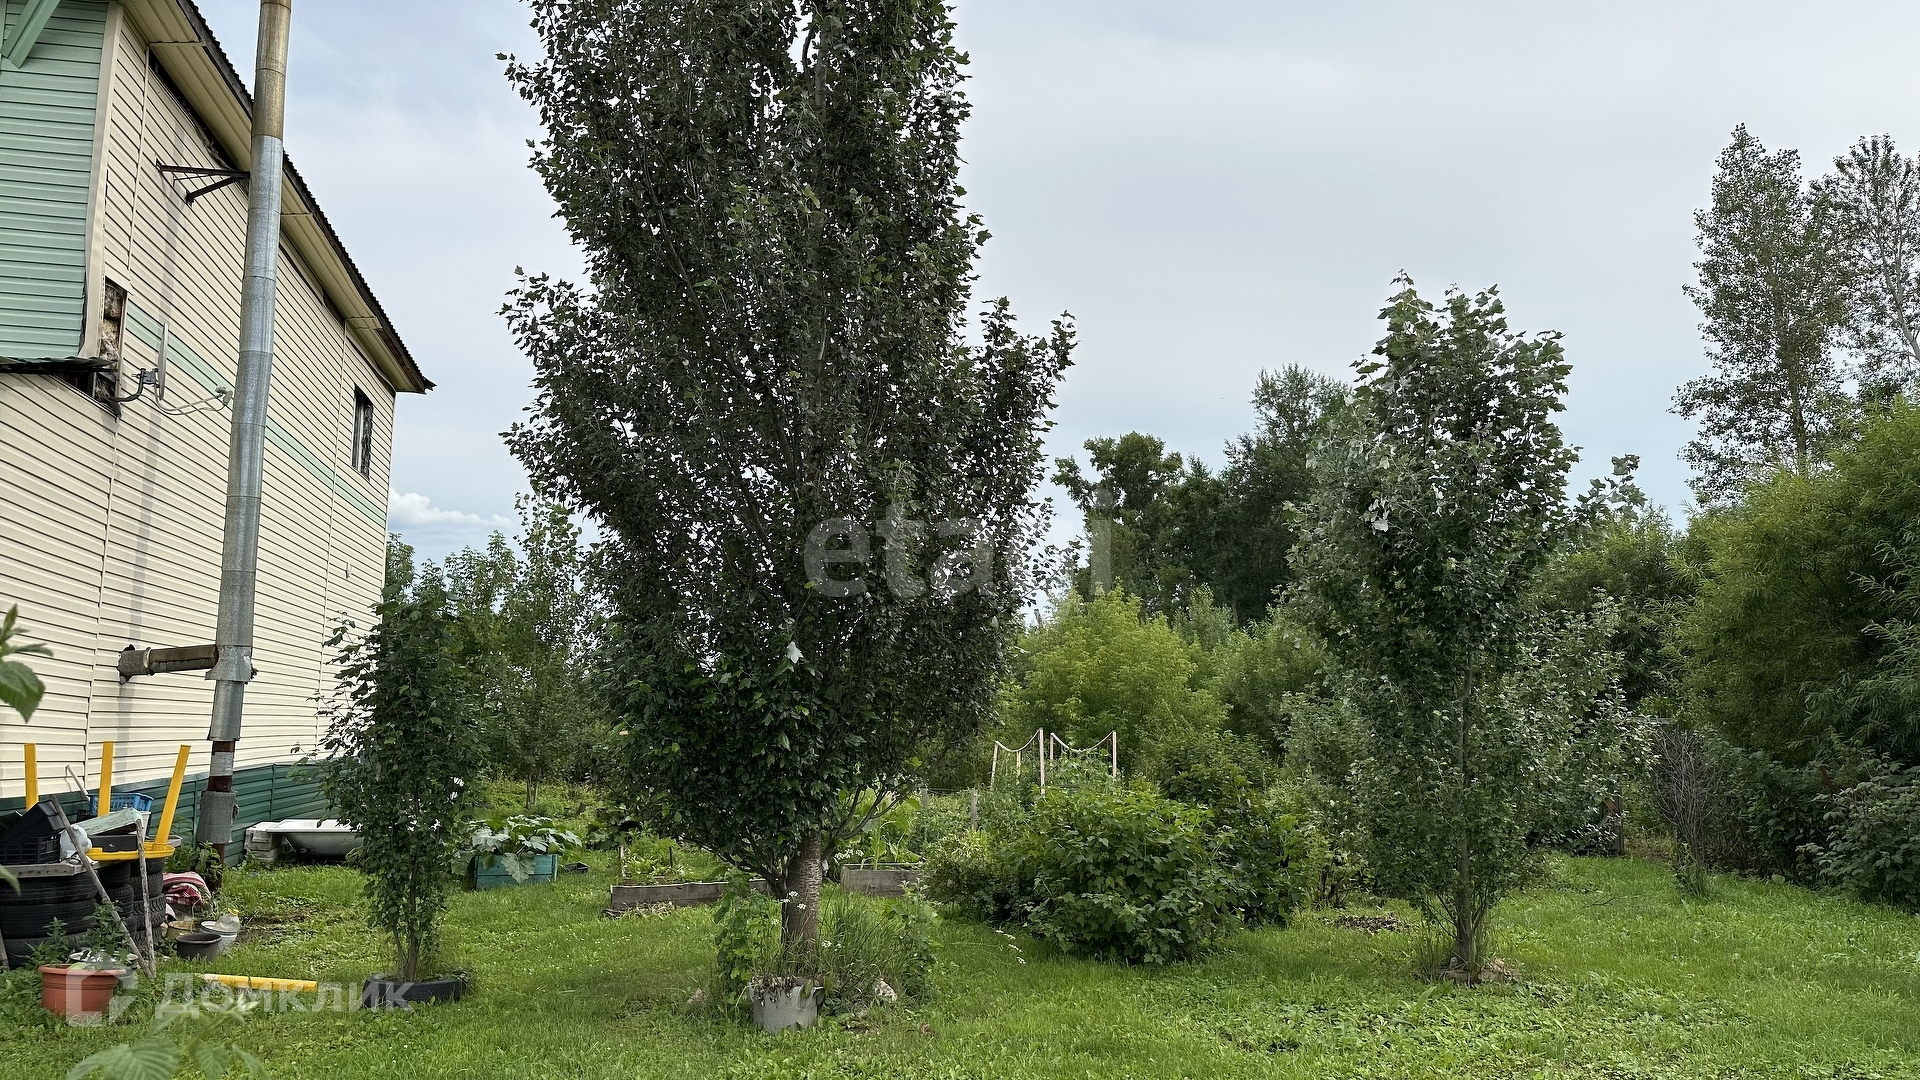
[{"left": 1, "top": 861, "right": 168, "bottom": 968}]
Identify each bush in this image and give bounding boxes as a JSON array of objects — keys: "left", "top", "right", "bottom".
[
  {"left": 921, "top": 829, "right": 1017, "bottom": 924},
  {"left": 1212, "top": 791, "right": 1312, "bottom": 927},
  {"left": 1211, "top": 614, "right": 1327, "bottom": 760},
  {"left": 1812, "top": 766, "right": 1920, "bottom": 909},
  {"left": 1142, "top": 727, "right": 1268, "bottom": 807},
  {"left": 999, "top": 591, "right": 1229, "bottom": 767},
  {"left": 1010, "top": 786, "right": 1235, "bottom": 964}
]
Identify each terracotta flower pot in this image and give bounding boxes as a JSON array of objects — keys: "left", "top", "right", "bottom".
[{"left": 39, "top": 966, "right": 128, "bottom": 1019}]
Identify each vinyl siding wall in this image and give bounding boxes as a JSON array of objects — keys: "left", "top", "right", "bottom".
[
  {"left": 0, "top": 5, "right": 394, "bottom": 840},
  {"left": 0, "top": 0, "right": 105, "bottom": 357}
]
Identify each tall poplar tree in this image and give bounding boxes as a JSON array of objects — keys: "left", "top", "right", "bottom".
[
  {"left": 502, "top": 0, "right": 1070, "bottom": 952},
  {"left": 1823, "top": 135, "right": 1920, "bottom": 397},
  {"left": 1675, "top": 126, "right": 1852, "bottom": 503}
]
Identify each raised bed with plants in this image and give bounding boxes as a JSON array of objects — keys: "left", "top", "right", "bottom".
[{"left": 460, "top": 816, "right": 580, "bottom": 890}]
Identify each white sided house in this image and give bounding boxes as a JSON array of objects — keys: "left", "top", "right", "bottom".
[{"left": 1, "top": 0, "right": 429, "bottom": 839}]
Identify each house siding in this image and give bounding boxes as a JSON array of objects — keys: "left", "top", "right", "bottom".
[
  {"left": 1, "top": 8, "right": 395, "bottom": 844},
  {"left": 0, "top": 0, "right": 106, "bottom": 358}
]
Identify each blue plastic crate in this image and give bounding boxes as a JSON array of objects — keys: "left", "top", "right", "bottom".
[{"left": 85, "top": 792, "right": 154, "bottom": 817}]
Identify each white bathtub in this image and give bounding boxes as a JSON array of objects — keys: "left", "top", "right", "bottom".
[{"left": 255, "top": 819, "right": 362, "bottom": 857}]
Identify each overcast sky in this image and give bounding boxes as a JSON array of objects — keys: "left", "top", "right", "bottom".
[{"left": 198, "top": 0, "right": 1920, "bottom": 561}]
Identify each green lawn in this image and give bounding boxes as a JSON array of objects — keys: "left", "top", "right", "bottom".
[{"left": 5, "top": 854, "right": 1919, "bottom": 1079}]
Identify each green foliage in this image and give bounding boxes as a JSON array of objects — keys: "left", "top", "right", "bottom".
[
  {"left": 458, "top": 815, "right": 581, "bottom": 882},
  {"left": 1677, "top": 124, "right": 1854, "bottom": 502},
  {"left": 1009, "top": 785, "right": 1236, "bottom": 964},
  {"left": 711, "top": 877, "right": 781, "bottom": 1006},
  {"left": 1053, "top": 367, "right": 1349, "bottom": 623},
  {"left": 1140, "top": 726, "right": 1266, "bottom": 807},
  {"left": 1818, "top": 135, "right": 1920, "bottom": 399},
  {"left": 1678, "top": 401, "right": 1920, "bottom": 765},
  {"left": 1053, "top": 432, "right": 1198, "bottom": 616},
  {"left": 1810, "top": 765, "right": 1920, "bottom": 909},
  {"left": 816, "top": 889, "right": 937, "bottom": 1007},
  {"left": 503, "top": 0, "right": 1072, "bottom": 946},
  {"left": 919, "top": 829, "right": 1018, "bottom": 925},
  {"left": 65, "top": 1001, "right": 266, "bottom": 1080},
  {"left": 0, "top": 604, "right": 51, "bottom": 721},
  {"left": 1204, "top": 367, "right": 1352, "bottom": 623},
  {"left": 1534, "top": 475, "right": 1693, "bottom": 715},
  {"left": 847, "top": 795, "right": 922, "bottom": 867},
  {"left": 80, "top": 902, "right": 134, "bottom": 967},
  {"left": 1293, "top": 279, "right": 1588, "bottom": 976},
  {"left": 319, "top": 540, "right": 483, "bottom": 981},
  {"left": 30, "top": 918, "right": 75, "bottom": 968},
  {"left": 1210, "top": 791, "right": 1312, "bottom": 927},
  {"left": 442, "top": 499, "right": 608, "bottom": 811},
  {"left": 1001, "top": 590, "right": 1227, "bottom": 768},
  {"left": 1209, "top": 613, "right": 1328, "bottom": 760},
  {"left": 710, "top": 878, "right": 935, "bottom": 1011}
]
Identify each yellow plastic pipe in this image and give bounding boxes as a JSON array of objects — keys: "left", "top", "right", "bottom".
[
  {"left": 200, "top": 973, "right": 318, "bottom": 993},
  {"left": 23, "top": 742, "right": 37, "bottom": 806},
  {"left": 153, "top": 744, "right": 190, "bottom": 844},
  {"left": 97, "top": 740, "right": 114, "bottom": 816}
]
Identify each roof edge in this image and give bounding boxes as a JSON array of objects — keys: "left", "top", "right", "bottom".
[{"left": 129, "top": 0, "right": 432, "bottom": 394}]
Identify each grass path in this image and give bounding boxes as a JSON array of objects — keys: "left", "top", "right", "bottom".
[{"left": 5, "top": 854, "right": 1918, "bottom": 1078}]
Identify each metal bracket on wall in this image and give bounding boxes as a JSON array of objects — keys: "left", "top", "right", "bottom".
[{"left": 156, "top": 162, "right": 249, "bottom": 204}]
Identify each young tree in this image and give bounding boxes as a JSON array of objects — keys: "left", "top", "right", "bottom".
[
  {"left": 321, "top": 541, "right": 482, "bottom": 982},
  {"left": 1675, "top": 126, "right": 1853, "bottom": 503},
  {"left": 1823, "top": 135, "right": 1920, "bottom": 397},
  {"left": 503, "top": 0, "right": 1070, "bottom": 953},
  {"left": 1294, "top": 279, "right": 1580, "bottom": 978}
]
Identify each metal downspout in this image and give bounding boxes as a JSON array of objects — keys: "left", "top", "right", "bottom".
[{"left": 202, "top": 0, "right": 292, "bottom": 856}]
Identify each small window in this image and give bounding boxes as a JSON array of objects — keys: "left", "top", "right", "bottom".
[{"left": 351, "top": 389, "right": 375, "bottom": 478}]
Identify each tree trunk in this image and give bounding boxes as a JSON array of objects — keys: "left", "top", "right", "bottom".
[
  {"left": 780, "top": 830, "right": 825, "bottom": 960},
  {"left": 1455, "top": 901, "right": 1477, "bottom": 977}
]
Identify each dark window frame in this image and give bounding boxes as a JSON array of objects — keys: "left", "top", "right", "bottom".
[{"left": 351, "top": 388, "right": 375, "bottom": 479}]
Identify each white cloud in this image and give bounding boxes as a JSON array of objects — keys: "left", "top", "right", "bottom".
[{"left": 387, "top": 490, "right": 511, "bottom": 551}]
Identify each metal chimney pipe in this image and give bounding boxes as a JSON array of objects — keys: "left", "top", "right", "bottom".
[{"left": 201, "top": 0, "right": 292, "bottom": 855}]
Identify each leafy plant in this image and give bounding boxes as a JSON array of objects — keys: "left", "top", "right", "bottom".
[
  {"left": 66, "top": 999, "right": 266, "bottom": 1080},
  {"left": 816, "top": 889, "right": 936, "bottom": 1009},
  {"left": 711, "top": 877, "right": 780, "bottom": 1007},
  {"left": 846, "top": 795, "right": 922, "bottom": 868},
  {"left": 0, "top": 604, "right": 50, "bottom": 721},
  {"left": 920, "top": 830, "right": 1018, "bottom": 924},
  {"left": 1811, "top": 765, "right": 1920, "bottom": 909},
  {"left": 77, "top": 902, "right": 136, "bottom": 970},
  {"left": 29, "top": 918, "right": 74, "bottom": 969},
  {"left": 319, "top": 541, "right": 483, "bottom": 982},
  {"left": 1211, "top": 791, "right": 1312, "bottom": 927},
  {"left": 458, "top": 816, "right": 581, "bottom": 883},
  {"left": 1000, "top": 590, "right": 1229, "bottom": 768}
]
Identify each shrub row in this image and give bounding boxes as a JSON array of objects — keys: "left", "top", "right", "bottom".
[{"left": 922, "top": 783, "right": 1312, "bottom": 964}]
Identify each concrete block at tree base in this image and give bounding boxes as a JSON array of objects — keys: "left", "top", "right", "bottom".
[
  {"left": 841, "top": 866, "right": 921, "bottom": 898},
  {"left": 607, "top": 879, "right": 768, "bottom": 911}
]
